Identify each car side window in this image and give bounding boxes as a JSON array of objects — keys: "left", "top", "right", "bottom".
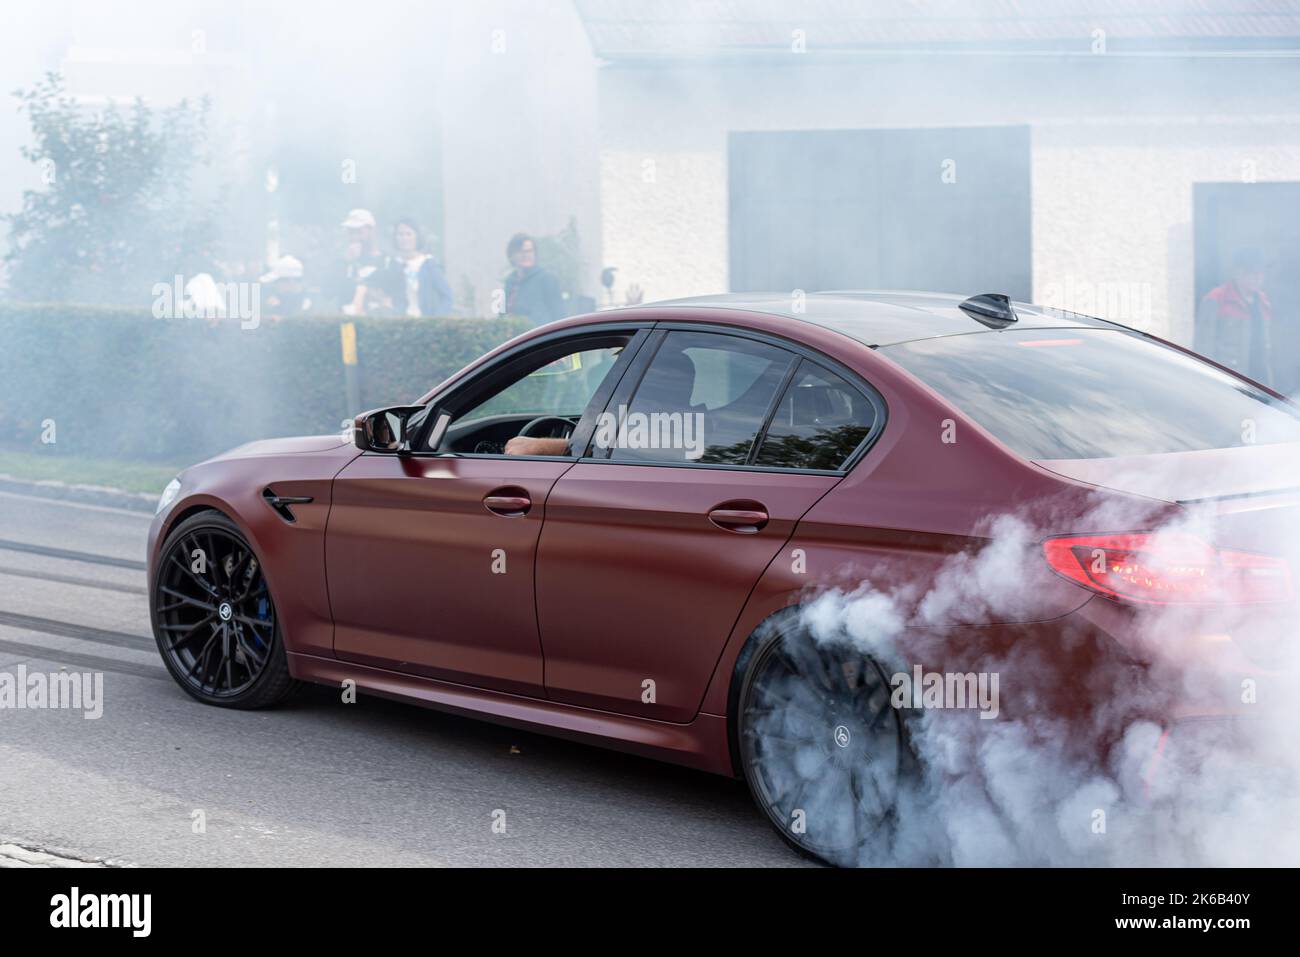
[
  {"left": 420, "top": 337, "right": 631, "bottom": 455},
  {"left": 601, "top": 331, "right": 794, "bottom": 465},
  {"left": 753, "top": 361, "right": 877, "bottom": 470},
  {"left": 456, "top": 346, "right": 623, "bottom": 426}
]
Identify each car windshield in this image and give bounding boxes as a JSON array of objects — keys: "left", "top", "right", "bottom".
[{"left": 882, "top": 328, "right": 1300, "bottom": 459}]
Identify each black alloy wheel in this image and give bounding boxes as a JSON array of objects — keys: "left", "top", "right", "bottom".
[
  {"left": 737, "top": 629, "right": 902, "bottom": 865},
  {"left": 152, "top": 511, "right": 296, "bottom": 708}
]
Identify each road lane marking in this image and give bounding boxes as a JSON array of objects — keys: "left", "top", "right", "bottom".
[
  {"left": 0, "top": 610, "right": 151, "bottom": 650},
  {"left": 0, "top": 565, "right": 145, "bottom": 595},
  {"left": 0, "top": 637, "right": 165, "bottom": 680},
  {"left": 0, "top": 538, "right": 145, "bottom": 571}
]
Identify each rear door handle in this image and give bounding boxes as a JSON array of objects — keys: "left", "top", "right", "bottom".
[
  {"left": 708, "top": 505, "right": 769, "bottom": 534},
  {"left": 484, "top": 488, "right": 531, "bottom": 516}
]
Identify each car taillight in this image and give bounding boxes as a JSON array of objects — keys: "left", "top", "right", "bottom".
[{"left": 1042, "top": 532, "right": 1293, "bottom": 605}]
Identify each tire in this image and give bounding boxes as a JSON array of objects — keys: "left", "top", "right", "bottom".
[
  {"left": 735, "top": 623, "right": 903, "bottom": 866},
  {"left": 151, "top": 509, "right": 299, "bottom": 709}
]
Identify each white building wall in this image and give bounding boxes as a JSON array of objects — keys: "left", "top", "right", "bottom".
[
  {"left": 1033, "top": 117, "right": 1300, "bottom": 343},
  {"left": 599, "top": 150, "right": 727, "bottom": 306},
  {"left": 595, "top": 57, "right": 1300, "bottom": 342}
]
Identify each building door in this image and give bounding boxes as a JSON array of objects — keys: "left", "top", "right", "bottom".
[
  {"left": 1194, "top": 182, "right": 1300, "bottom": 394},
  {"left": 729, "top": 125, "right": 1032, "bottom": 300}
]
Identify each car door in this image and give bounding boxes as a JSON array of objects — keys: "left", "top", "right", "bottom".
[
  {"left": 535, "top": 327, "right": 883, "bottom": 722},
  {"left": 325, "top": 327, "right": 648, "bottom": 697}
]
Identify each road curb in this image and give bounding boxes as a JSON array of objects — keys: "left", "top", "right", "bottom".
[
  {"left": 0, "top": 474, "right": 156, "bottom": 513},
  {"left": 0, "top": 840, "right": 115, "bottom": 868}
]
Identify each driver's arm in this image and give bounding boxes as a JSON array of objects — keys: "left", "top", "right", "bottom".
[{"left": 504, "top": 436, "right": 570, "bottom": 456}]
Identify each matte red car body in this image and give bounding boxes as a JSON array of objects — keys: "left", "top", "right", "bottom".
[{"left": 147, "top": 296, "right": 1290, "bottom": 779}]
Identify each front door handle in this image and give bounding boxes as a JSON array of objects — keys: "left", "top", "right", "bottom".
[
  {"left": 484, "top": 488, "right": 531, "bottom": 516},
  {"left": 708, "top": 504, "right": 769, "bottom": 534}
]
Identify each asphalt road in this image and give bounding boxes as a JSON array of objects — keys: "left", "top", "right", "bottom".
[{"left": 0, "top": 490, "right": 803, "bottom": 867}]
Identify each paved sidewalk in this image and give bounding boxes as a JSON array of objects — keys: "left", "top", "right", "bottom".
[{"left": 0, "top": 475, "right": 155, "bottom": 513}]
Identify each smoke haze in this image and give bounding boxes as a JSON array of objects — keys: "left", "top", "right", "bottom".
[{"left": 787, "top": 452, "right": 1300, "bottom": 866}]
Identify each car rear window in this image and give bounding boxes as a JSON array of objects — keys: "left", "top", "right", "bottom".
[
  {"left": 883, "top": 328, "right": 1300, "bottom": 459},
  {"left": 754, "top": 362, "right": 876, "bottom": 470}
]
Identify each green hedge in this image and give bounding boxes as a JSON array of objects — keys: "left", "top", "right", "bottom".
[{"left": 0, "top": 304, "right": 531, "bottom": 463}]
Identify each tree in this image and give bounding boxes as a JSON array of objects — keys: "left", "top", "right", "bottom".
[
  {"left": 3, "top": 72, "right": 217, "bottom": 305},
  {"left": 536, "top": 216, "right": 583, "bottom": 298}
]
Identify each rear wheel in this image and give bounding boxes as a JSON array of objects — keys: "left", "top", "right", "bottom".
[
  {"left": 737, "top": 627, "right": 902, "bottom": 866},
  {"left": 151, "top": 511, "right": 297, "bottom": 709}
]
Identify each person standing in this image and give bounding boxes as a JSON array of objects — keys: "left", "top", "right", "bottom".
[
  {"left": 259, "top": 255, "right": 313, "bottom": 318},
  {"left": 388, "top": 218, "right": 453, "bottom": 317},
  {"left": 503, "top": 232, "right": 566, "bottom": 327},
  {"left": 1195, "top": 248, "right": 1274, "bottom": 386},
  {"left": 338, "top": 209, "right": 388, "bottom": 315}
]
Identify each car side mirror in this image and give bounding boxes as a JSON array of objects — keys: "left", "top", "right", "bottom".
[{"left": 353, "top": 405, "right": 425, "bottom": 453}]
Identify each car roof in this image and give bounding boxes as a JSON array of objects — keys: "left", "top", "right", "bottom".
[{"left": 640, "top": 290, "right": 1117, "bottom": 347}]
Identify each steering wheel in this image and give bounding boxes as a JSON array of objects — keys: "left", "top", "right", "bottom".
[{"left": 518, "top": 415, "right": 575, "bottom": 440}]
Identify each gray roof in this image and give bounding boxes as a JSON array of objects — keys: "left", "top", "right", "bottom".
[
  {"left": 573, "top": 0, "right": 1300, "bottom": 59},
  {"left": 642, "top": 290, "right": 1115, "bottom": 347}
]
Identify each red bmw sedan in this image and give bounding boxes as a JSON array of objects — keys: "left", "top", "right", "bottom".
[{"left": 148, "top": 291, "right": 1300, "bottom": 865}]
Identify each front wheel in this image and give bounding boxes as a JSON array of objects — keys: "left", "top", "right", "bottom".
[
  {"left": 151, "top": 510, "right": 297, "bottom": 709},
  {"left": 736, "top": 627, "right": 903, "bottom": 866}
]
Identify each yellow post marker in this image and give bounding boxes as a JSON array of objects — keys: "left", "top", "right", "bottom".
[
  {"left": 340, "top": 322, "right": 358, "bottom": 366},
  {"left": 340, "top": 322, "right": 360, "bottom": 414}
]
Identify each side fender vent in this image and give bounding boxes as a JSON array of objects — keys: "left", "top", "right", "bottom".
[{"left": 262, "top": 487, "right": 313, "bottom": 523}]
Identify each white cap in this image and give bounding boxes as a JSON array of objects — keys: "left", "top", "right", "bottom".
[
  {"left": 341, "top": 208, "right": 377, "bottom": 229},
  {"left": 183, "top": 273, "right": 227, "bottom": 317},
  {"left": 259, "top": 255, "right": 304, "bottom": 283}
]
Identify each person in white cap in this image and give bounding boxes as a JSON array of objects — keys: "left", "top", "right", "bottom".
[
  {"left": 259, "top": 254, "right": 313, "bottom": 317},
  {"left": 337, "top": 209, "right": 388, "bottom": 313}
]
